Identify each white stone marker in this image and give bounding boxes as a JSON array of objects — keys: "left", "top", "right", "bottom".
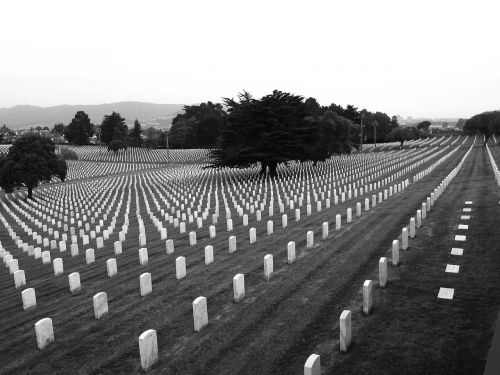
[
  {"left": 249, "top": 227, "right": 256, "bottom": 244},
  {"left": 347, "top": 208, "right": 352, "bottom": 223},
  {"left": 14, "top": 270, "right": 26, "bottom": 289},
  {"left": 287, "top": 241, "right": 296, "bottom": 264},
  {"left": 295, "top": 208, "right": 301, "bottom": 221},
  {"left": 22, "top": 288, "right": 36, "bottom": 310},
  {"left": 59, "top": 241, "right": 66, "bottom": 252},
  {"left": 336, "top": 214, "right": 341, "bottom": 230},
  {"left": 422, "top": 203, "right": 427, "bottom": 219},
  {"left": 139, "top": 233, "right": 146, "bottom": 247},
  {"left": 34, "top": 247, "right": 42, "bottom": 259},
  {"left": 233, "top": 273, "right": 245, "bottom": 302},
  {"left": 205, "top": 245, "right": 214, "bottom": 265},
  {"left": 461, "top": 215, "right": 470, "bottom": 220},
  {"left": 304, "top": 354, "right": 321, "bottom": 375},
  {"left": 363, "top": 280, "right": 373, "bottom": 315},
  {"left": 322, "top": 222, "right": 329, "bottom": 239},
  {"left": 409, "top": 218, "right": 416, "bottom": 238},
  {"left": 41, "top": 250, "right": 51, "bottom": 264},
  {"left": 416, "top": 210, "right": 422, "bottom": 228},
  {"left": 458, "top": 224, "right": 468, "bottom": 230},
  {"left": 451, "top": 248, "right": 463, "bottom": 256},
  {"left": 93, "top": 292, "right": 108, "bottom": 319},
  {"left": 86, "top": 248, "right": 95, "bottom": 264},
  {"left": 264, "top": 254, "right": 274, "bottom": 281},
  {"left": 402, "top": 228, "right": 409, "bottom": 250},
  {"left": 209, "top": 225, "right": 216, "bottom": 238},
  {"left": 113, "top": 241, "right": 122, "bottom": 255},
  {"left": 139, "top": 248, "right": 148, "bottom": 266},
  {"left": 282, "top": 214, "right": 288, "bottom": 228},
  {"left": 365, "top": 198, "right": 370, "bottom": 211},
  {"left": 229, "top": 236, "right": 237, "bottom": 253},
  {"left": 96, "top": 237, "right": 104, "bottom": 249},
  {"left": 463, "top": 208, "right": 471, "bottom": 212},
  {"left": 83, "top": 235, "right": 89, "bottom": 246},
  {"left": 176, "top": 256, "right": 186, "bottom": 279},
  {"left": 465, "top": 201, "right": 473, "bottom": 204},
  {"left": 140, "top": 273, "right": 152, "bottom": 296},
  {"left": 9, "top": 259, "right": 18, "bottom": 274},
  {"left": 138, "top": 329, "right": 158, "bottom": 371},
  {"left": 445, "top": 264, "right": 460, "bottom": 273},
  {"left": 107, "top": 258, "right": 117, "bottom": 277},
  {"left": 53, "top": 258, "right": 64, "bottom": 276},
  {"left": 306, "top": 231, "right": 314, "bottom": 248},
  {"left": 267, "top": 220, "right": 273, "bottom": 235},
  {"left": 392, "top": 240, "right": 399, "bottom": 266},
  {"left": 70, "top": 243, "right": 79, "bottom": 257},
  {"left": 160, "top": 227, "right": 167, "bottom": 240},
  {"left": 455, "top": 235, "right": 466, "bottom": 242},
  {"left": 379, "top": 257, "right": 387, "bottom": 287},
  {"left": 339, "top": 310, "right": 352, "bottom": 352},
  {"left": 68, "top": 272, "right": 81, "bottom": 294},
  {"left": 166, "top": 239, "right": 174, "bottom": 254},
  {"left": 437, "top": 287, "right": 454, "bottom": 300},
  {"left": 193, "top": 296, "right": 208, "bottom": 332},
  {"left": 227, "top": 219, "right": 233, "bottom": 231},
  {"left": 356, "top": 202, "right": 361, "bottom": 217},
  {"left": 35, "top": 318, "right": 54, "bottom": 350}
]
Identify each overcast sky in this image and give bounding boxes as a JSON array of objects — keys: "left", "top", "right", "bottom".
[{"left": 1, "top": 0, "right": 499, "bottom": 118}]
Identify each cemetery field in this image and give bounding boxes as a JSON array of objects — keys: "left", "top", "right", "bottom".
[{"left": 1, "top": 140, "right": 500, "bottom": 374}]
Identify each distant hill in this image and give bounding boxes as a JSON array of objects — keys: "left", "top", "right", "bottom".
[{"left": 0, "top": 102, "right": 186, "bottom": 130}]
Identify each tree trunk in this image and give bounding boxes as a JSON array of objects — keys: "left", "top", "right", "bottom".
[
  {"left": 27, "top": 185, "right": 33, "bottom": 200},
  {"left": 260, "top": 161, "right": 268, "bottom": 177},
  {"left": 400, "top": 140, "right": 404, "bottom": 149},
  {"left": 268, "top": 161, "right": 278, "bottom": 178}
]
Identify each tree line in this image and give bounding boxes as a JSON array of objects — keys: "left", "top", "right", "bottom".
[
  {"left": 50, "top": 111, "right": 169, "bottom": 153},
  {"left": 462, "top": 111, "right": 500, "bottom": 144}
]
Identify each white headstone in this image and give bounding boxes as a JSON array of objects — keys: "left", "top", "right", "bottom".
[
  {"left": 307, "top": 230, "right": 314, "bottom": 248},
  {"left": 41, "top": 251, "right": 51, "bottom": 265},
  {"left": 166, "top": 239, "right": 174, "bottom": 254},
  {"left": 363, "top": 280, "right": 373, "bottom": 315},
  {"left": 22, "top": 287, "right": 36, "bottom": 310},
  {"left": 53, "top": 258, "right": 63, "bottom": 276},
  {"left": 138, "top": 329, "right": 158, "bottom": 371},
  {"left": 176, "top": 256, "right": 186, "bottom": 279},
  {"left": 14, "top": 269, "right": 26, "bottom": 289},
  {"left": 322, "top": 222, "right": 329, "bottom": 239},
  {"left": 288, "top": 241, "right": 296, "bottom": 264},
  {"left": 86, "top": 248, "right": 95, "bottom": 264},
  {"left": 70, "top": 243, "right": 79, "bottom": 257},
  {"left": 233, "top": 273, "right": 245, "bottom": 302},
  {"left": 304, "top": 354, "right": 321, "bottom": 375},
  {"left": 93, "top": 292, "right": 108, "bottom": 319},
  {"left": 205, "top": 245, "right": 214, "bottom": 266},
  {"left": 140, "top": 272, "right": 152, "bottom": 296},
  {"left": 339, "top": 310, "right": 352, "bottom": 352},
  {"left": 229, "top": 236, "right": 237, "bottom": 253},
  {"left": 249, "top": 227, "right": 256, "bottom": 244},
  {"left": 402, "top": 228, "right": 409, "bottom": 250},
  {"left": 379, "top": 257, "right": 387, "bottom": 288},
  {"left": 35, "top": 318, "right": 54, "bottom": 350},
  {"left": 139, "top": 248, "right": 148, "bottom": 266},
  {"left": 193, "top": 296, "right": 208, "bottom": 332},
  {"left": 114, "top": 241, "right": 122, "bottom": 255},
  {"left": 392, "top": 240, "right": 399, "bottom": 266},
  {"left": 264, "top": 254, "right": 273, "bottom": 281},
  {"left": 68, "top": 272, "right": 81, "bottom": 293},
  {"left": 107, "top": 258, "right": 117, "bottom": 277}
]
